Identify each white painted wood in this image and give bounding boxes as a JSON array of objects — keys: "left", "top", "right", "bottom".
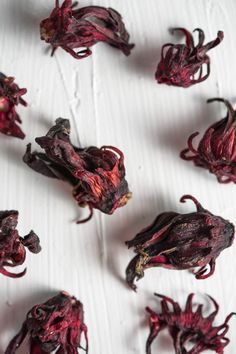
[{"left": 0, "top": 0, "right": 235, "bottom": 353}]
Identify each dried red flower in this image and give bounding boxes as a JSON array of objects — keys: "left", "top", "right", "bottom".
[
  {"left": 156, "top": 28, "right": 223, "bottom": 87},
  {"left": 146, "top": 293, "right": 235, "bottom": 354},
  {"left": 40, "top": 0, "right": 134, "bottom": 59},
  {"left": 126, "top": 195, "right": 234, "bottom": 291},
  {"left": 23, "top": 118, "right": 131, "bottom": 223},
  {"left": 181, "top": 98, "right": 236, "bottom": 183},
  {"left": 5, "top": 291, "right": 88, "bottom": 354},
  {"left": 0, "top": 210, "right": 41, "bottom": 278},
  {"left": 0, "top": 72, "right": 27, "bottom": 139}
]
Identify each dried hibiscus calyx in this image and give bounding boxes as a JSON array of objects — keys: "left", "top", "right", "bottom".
[
  {"left": 0, "top": 72, "right": 27, "bottom": 139},
  {"left": 0, "top": 210, "right": 41, "bottom": 278},
  {"left": 40, "top": 0, "right": 134, "bottom": 59},
  {"left": 5, "top": 291, "right": 88, "bottom": 354},
  {"left": 23, "top": 118, "right": 131, "bottom": 223},
  {"left": 125, "top": 195, "right": 234, "bottom": 291},
  {"left": 156, "top": 28, "right": 223, "bottom": 87},
  {"left": 181, "top": 98, "right": 236, "bottom": 183},
  {"left": 146, "top": 293, "right": 235, "bottom": 354}
]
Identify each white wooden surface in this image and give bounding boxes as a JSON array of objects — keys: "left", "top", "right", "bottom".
[{"left": 0, "top": 0, "right": 235, "bottom": 353}]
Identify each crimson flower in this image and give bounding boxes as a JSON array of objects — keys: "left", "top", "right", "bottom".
[
  {"left": 146, "top": 293, "right": 235, "bottom": 354},
  {"left": 0, "top": 210, "right": 41, "bottom": 278},
  {"left": 0, "top": 72, "right": 27, "bottom": 139},
  {"left": 181, "top": 98, "right": 236, "bottom": 183},
  {"left": 40, "top": 0, "right": 134, "bottom": 59},
  {"left": 156, "top": 28, "right": 223, "bottom": 87},
  {"left": 5, "top": 291, "right": 88, "bottom": 354},
  {"left": 126, "top": 195, "right": 234, "bottom": 290},
  {"left": 23, "top": 118, "right": 131, "bottom": 223}
]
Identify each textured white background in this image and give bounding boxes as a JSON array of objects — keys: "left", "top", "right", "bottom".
[{"left": 0, "top": 0, "right": 235, "bottom": 353}]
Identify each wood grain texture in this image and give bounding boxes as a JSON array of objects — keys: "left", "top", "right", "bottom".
[{"left": 0, "top": 0, "right": 235, "bottom": 353}]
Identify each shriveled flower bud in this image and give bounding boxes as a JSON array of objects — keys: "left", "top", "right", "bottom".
[
  {"left": 5, "top": 291, "right": 88, "bottom": 354},
  {"left": 146, "top": 293, "right": 235, "bottom": 354},
  {"left": 181, "top": 98, "right": 236, "bottom": 183},
  {"left": 126, "top": 195, "right": 234, "bottom": 291},
  {"left": 156, "top": 28, "right": 223, "bottom": 88},
  {"left": 0, "top": 210, "right": 41, "bottom": 278},
  {"left": 40, "top": 0, "right": 134, "bottom": 59},
  {"left": 0, "top": 73, "right": 27, "bottom": 139},
  {"left": 23, "top": 118, "right": 131, "bottom": 223}
]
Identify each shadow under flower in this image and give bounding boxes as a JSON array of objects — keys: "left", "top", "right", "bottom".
[
  {"left": 158, "top": 95, "right": 218, "bottom": 153},
  {"left": 126, "top": 44, "right": 161, "bottom": 79},
  {"left": 3, "top": 1, "right": 52, "bottom": 38},
  {"left": 0, "top": 288, "right": 57, "bottom": 353}
]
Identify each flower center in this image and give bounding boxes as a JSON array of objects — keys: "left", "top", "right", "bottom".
[
  {"left": 0, "top": 97, "right": 9, "bottom": 112},
  {"left": 40, "top": 27, "right": 55, "bottom": 41}
]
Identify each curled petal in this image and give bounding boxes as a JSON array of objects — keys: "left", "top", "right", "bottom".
[
  {"left": 76, "top": 206, "right": 93, "bottom": 224},
  {"left": 156, "top": 29, "right": 223, "bottom": 87},
  {"left": 0, "top": 267, "right": 26, "bottom": 278},
  {"left": 181, "top": 98, "right": 236, "bottom": 183},
  {"left": 5, "top": 292, "right": 88, "bottom": 354},
  {"left": 145, "top": 293, "right": 235, "bottom": 354},
  {"left": 180, "top": 194, "right": 205, "bottom": 211},
  {"left": 0, "top": 210, "right": 41, "bottom": 278},
  {"left": 40, "top": 0, "right": 134, "bottom": 59},
  {"left": 171, "top": 27, "right": 194, "bottom": 48},
  {"left": 194, "top": 259, "right": 216, "bottom": 279}
]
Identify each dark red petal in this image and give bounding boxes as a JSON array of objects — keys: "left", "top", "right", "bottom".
[
  {"left": 5, "top": 323, "right": 28, "bottom": 354},
  {"left": 21, "top": 231, "right": 41, "bottom": 254},
  {"left": 0, "top": 267, "right": 27, "bottom": 278}
]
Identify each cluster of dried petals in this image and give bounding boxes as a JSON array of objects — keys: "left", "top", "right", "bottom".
[
  {"left": 5, "top": 291, "right": 88, "bottom": 354},
  {"left": 23, "top": 118, "right": 131, "bottom": 223},
  {"left": 126, "top": 195, "right": 234, "bottom": 291},
  {"left": 156, "top": 28, "right": 223, "bottom": 87},
  {"left": 146, "top": 293, "right": 235, "bottom": 354},
  {"left": 0, "top": 210, "right": 41, "bottom": 278},
  {"left": 0, "top": 72, "right": 27, "bottom": 139},
  {"left": 181, "top": 98, "right": 236, "bottom": 183},
  {"left": 40, "top": 0, "right": 134, "bottom": 59}
]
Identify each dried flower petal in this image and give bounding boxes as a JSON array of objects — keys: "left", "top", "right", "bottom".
[
  {"left": 126, "top": 195, "right": 234, "bottom": 290},
  {"left": 23, "top": 118, "right": 131, "bottom": 223},
  {"left": 156, "top": 28, "right": 223, "bottom": 87},
  {"left": 181, "top": 98, "right": 236, "bottom": 183},
  {"left": 0, "top": 210, "right": 41, "bottom": 278},
  {"left": 146, "top": 293, "right": 235, "bottom": 354},
  {"left": 5, "top": 291, "right": 88, "bottom": 354},
  {"left": 0, "top": 72, "right": 27, "bottom": 139},
  {"left": 40, "top": 0, "right": 134, "bottom": 59}
]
